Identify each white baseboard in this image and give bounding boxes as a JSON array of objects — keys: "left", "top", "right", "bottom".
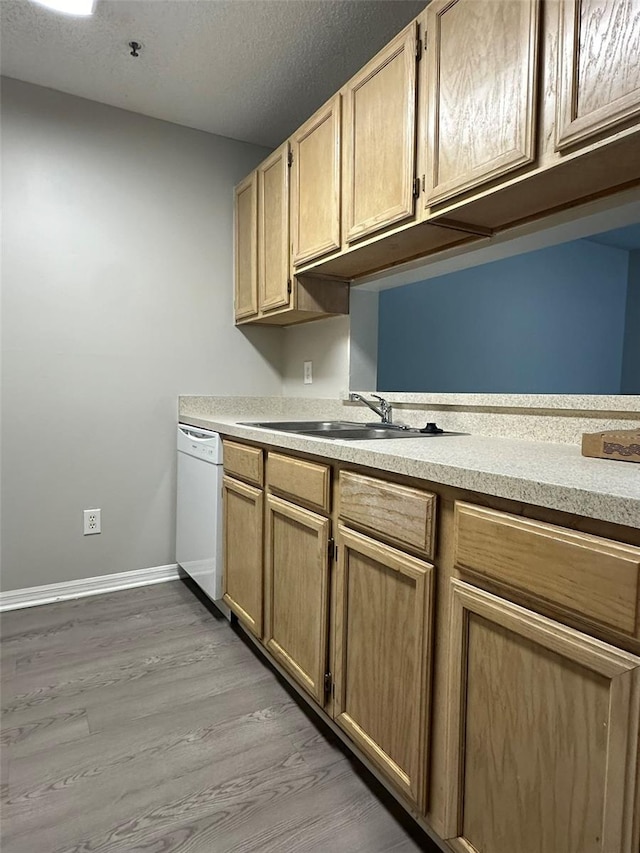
[{"left": 0, "top": 564, "right": 182, "bottom": 612}]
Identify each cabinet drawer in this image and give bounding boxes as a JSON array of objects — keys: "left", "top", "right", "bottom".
[
  {"left": 454, "top": 502, "right": 640, "bottom": 639},
  {"left": 267, "top": 452, "right": 330, "bottom": 513},
  {"left": 223, "top": 440, "right": 263, "bottom": 487},
  {"left": 339, "top": 471, "right": 436, "bottom": 559}
]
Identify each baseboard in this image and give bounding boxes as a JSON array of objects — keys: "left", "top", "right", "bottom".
[{"left": 0, "top": 564, "right": 182, "bottom": 612}]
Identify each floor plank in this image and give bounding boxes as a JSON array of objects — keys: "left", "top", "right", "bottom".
[{"left": 1, "top": 579, "right": 438, "bottom": 852}]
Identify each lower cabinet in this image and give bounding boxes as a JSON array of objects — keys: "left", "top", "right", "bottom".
[
  {"left": 264, "top": 493, "right": 331, "bottom": 705},
  {"left": 444, "top": 579, "right": 640, "bottom": 853},
  {"left": 222, "top": 474, "right": 264, "bottom": 638},
  {"left": 333, "top": 523, "right": 434, "bottom": 808}
]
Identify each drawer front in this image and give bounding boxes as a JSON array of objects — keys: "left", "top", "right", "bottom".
[
  {"left": 223, "top": 440, "right": 263, "bottom": 487},
  {"left": 267, "top": 452, "right": 330, "bottom": 513},
  {"left": 339, "top": 471, "right": 436, "bottom": 559},
  {"left": 454, "top": 502, "right": 640, "bottom": 639}
]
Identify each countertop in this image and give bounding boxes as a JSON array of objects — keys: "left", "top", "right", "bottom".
[{"left": 179, "top": 413, "right": 640, "bottom": 529}]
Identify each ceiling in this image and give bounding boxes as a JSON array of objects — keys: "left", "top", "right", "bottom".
[{"left": 0, "top": 0, "right": 425, "bottom": 148}]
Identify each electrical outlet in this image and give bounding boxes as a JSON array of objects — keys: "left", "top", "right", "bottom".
[
  {"left": 303, "top": 360, "right": 313, "bottom": 384},
  {"left": 83, "top": 509, "right": 101, "bottom": 535}
]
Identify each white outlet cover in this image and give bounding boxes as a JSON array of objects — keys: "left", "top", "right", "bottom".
[
  {"left": 83, "top": 508, "right": 101, "bottom": 535},
  {"left": 303, "top": 360, "right": 313, "bottom": 384}
]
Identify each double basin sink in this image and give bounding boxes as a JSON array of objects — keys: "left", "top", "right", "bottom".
[{"left": 241, "top": 420, "right": 459, "bottom": 440}]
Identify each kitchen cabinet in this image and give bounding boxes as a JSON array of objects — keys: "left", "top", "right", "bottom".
[
  {"left": 334, "top": 524, "right": 433, "bottom": 808},
  {"left": 264, "top": 494, "right": 331, "bottom": 705},
  {"left": 424, "top": 0, "right": 540, "bottom": 207},
  {"left": 343, "top": 21, "right": 419, "bottom": 243},
  {"left": 264, "top": 452, "right": 332, "bottom": 705},
  {"left": 556, "top": 0, "right": 640, "bottom": 151},
  {"left": 216, "top": 434, "right": 640, "bottom": 848},
  {"left": 443, "top": 579, "right": 640, "bottom": 853},
  {"left": 233, "top": 171, "right": 258, "bottom": 321},
  {"left": 222, "top": 441, "right": 264, "bottom": 638},
  {"left": 257, "top": 142, "right": 290, "bottom": 313},
  {"left": 234, "top": 140, "right": 349, "bottom": 327},
  {"left": 291, "top": 94, "right": 341, "bottom": 267}
]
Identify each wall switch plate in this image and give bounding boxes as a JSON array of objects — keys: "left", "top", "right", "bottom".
[
  {"left": 83, "top": 509, "right": 101, "bottom": 535},
  {"left": 303, "top": 360, "right": 313, "bottom": 384}
]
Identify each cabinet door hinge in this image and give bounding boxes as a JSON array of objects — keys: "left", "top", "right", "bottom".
[
  {"left": 324, "top": 672, "right": 333, "bottom": 700},
  {"left": 413, "top": 177, "right": 421, "bottom": 199},
  {"left": 421, "top": 174, "right": 426, "bottom": 193},
  {"left": 328, "top": 537, "right": 335, "bottom": 561},
  {"left": 287, "top": 150, "right": 293, "bottom": 167},
  {"left": 287, "top": 278, "right": 292, "bottom": 295},
  {"left": 416, "top": 37, "right": 423, "bottom": 61}
]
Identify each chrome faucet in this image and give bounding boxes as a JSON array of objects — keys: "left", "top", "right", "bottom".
[{"left": 349, "top": 393, "right": 393, "bottom": 424}]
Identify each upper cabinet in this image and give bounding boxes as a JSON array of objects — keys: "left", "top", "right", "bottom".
[
  {"left": 257, "top": 141, "right": 290, "bottom": 313},
  {"left": 556, "top": 0, "right": 640, "bottom": 151},
  {"left": 291, "top": 94, "right": 342, "bottom": 267},
  {"left": 343, "top": 22, "right": 419, "bottom": 243},
  {"left": 233, "top": 172, "right": 258, "bottom": 321},
  {"left": 424, "top": 0, "right": 541, "bottom": 206},
  {"left": 233, "top": 0, "right": 640, "bottom": 317}
]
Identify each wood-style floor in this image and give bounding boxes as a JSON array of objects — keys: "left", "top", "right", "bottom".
[{"left": 0, "top": 579, "right": 436, "bottom": 852}]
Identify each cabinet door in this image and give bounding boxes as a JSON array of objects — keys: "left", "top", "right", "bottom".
[
  {"left": 222, "top": 475, "right": 263, "bottom": 638},
  {"left": 291, "top": 94, "right": 341, "bottom": 267},
  {"left": 264, "top": 495, "right": 330, "bottom": 704},
  {"left": 234, "top": 172, "right": 258, "bottom": 321},
  {"left": 425, "top": 0, "right": 540, "bottom": 206},
  {"left": 258, "top": 142, "right": 290, "bottom": 312},
  {"left": 333, "top": 525, "right": 433, "bottom": 807},
  {"left": 444, "top": 579, "right": 640, "bottom": 853},
  {"left": 556, "top": 0, "right": 640, "bottom": 150},
  {"left": 344, "top": 22, "right": 418, "bottom": 243}
]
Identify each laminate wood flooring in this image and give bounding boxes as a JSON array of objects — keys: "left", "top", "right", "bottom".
[{"left": 1, "top": 579, "right": 437, "bottom": 852}]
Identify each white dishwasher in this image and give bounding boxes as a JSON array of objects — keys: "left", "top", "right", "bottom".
[{"left": 176, "top": 424, "right": 226, "bottom": 608}]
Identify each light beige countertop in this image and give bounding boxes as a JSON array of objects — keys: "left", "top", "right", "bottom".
[{"left": 179, "top": 409, "right": 640, "bottom": 529}]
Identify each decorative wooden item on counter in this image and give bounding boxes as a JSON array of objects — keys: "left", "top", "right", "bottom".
[{"left": 581, "top": 428, "right": 640, "bottom": 463}]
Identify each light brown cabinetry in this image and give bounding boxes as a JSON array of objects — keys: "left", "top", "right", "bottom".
[
  {"left": 444, "top": 579, "right": 640, "bottom": 853},
  {"left": 264, "top": 494, "right": 331, "bottom": 704},
  {"left": 234, "top": 143, "right": 349, "bottom": 326},
  {"left": 222, "top": 474, "right": 264, "bottom": 638},
  {"left": 222, "top": 440, "right": 264, "bottom": 637},
  {"left": 424, "top": 0, "right": 540, "bottom": 206},
  {"left": 233, "top": 172, "right": 258, "bottom": 321},
  {"left": 454, "top": 501, "right": 640, "bottom": 640},
  {"left": 343, "top": 22, "right": 419, "bottom": 243},
  {"left": 333, "top": 524, "right": 433, "bottom": 807},
  {"left": 257, "top": 142, "right": 290, "bottom": 313},
  {"left": 556, "top": 0, "right": 640, "bottom": 151},
  {"left": 291, "top": 94, "right": 342, "bottom": 266}
]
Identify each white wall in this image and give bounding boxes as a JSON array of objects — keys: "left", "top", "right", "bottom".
[
  {"left": 1, "top": 78, "right": 282, "bottom": 591},
  {"left": 282, "top": 315, "right": 350, "bottom": 398}
]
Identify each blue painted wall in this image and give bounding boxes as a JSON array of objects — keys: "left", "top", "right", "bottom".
[
  {"left": 621, "top": 249, "right": 640, "bottom": 394},
  {"left": 377, "top": 240, "right": 631, "bottom": 394}
]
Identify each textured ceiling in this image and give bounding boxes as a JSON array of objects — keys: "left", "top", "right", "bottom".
[{"left": 0, "top": 0, "right": 426, "bottom": 147}]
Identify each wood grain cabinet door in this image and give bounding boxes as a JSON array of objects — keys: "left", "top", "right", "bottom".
[
  {"left": 344, "top": 22, "right": 418, "bottom": 243},
  {"left": 333, "top": 525, "right": 433, "bottom": 808},
  {"left": 264, "top": 495, "right": 331, "bottom": 705},
  {"left": 234, "top": 171, "right": 258, "bottom": 321},
  {"left": 222, "top": 475, "right": 263, "bottom": 638},
  {"left": 258, "top": 142, "right": 290, "bottom": 313},
  {"left": 425, "top": 0, "right": 540, "bottom": 206},
  {"left": 444, "top": 579, "right": 640, "bottom": 853},
  {"left": 291, "top": 94, "right": 341, "bottom": 267},
  {"left": 556, "top": 0, "right": 640, "bottom": 150}
]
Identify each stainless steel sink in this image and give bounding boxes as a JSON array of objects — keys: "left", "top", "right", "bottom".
[
  {"left": 242, "top": 420, "right": 365, "bottom": 432},
  {"left": 240, "top": 420, "right": 463, "bottom": 440}
]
